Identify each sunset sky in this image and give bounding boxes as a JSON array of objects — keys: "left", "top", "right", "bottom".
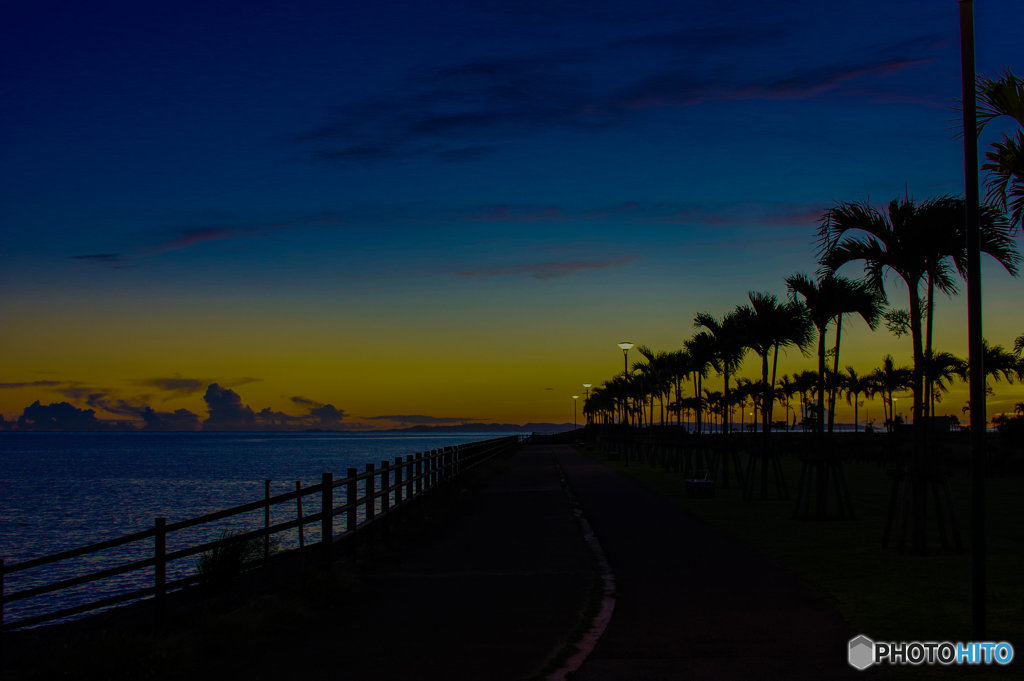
[{"left": 2, "top": 0, "right": 1022, "bottom": 429}]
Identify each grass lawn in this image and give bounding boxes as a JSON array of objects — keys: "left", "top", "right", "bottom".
[{"left": 583, "top": 437, "right": 1023, "bottom": 679}]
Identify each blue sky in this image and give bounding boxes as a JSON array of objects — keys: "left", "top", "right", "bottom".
[{"left": 2, "top": 0, "right": 1022, "bottom": 427}]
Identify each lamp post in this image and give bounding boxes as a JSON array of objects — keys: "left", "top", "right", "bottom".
[
  {"left": 618, "top": 342, "right": 634, "bottom": 426},
  {"left": 958, "top": 0, "right": 986, "bottom": 638},
  {"left": 618, "top": 342, "right": 634, "bottom": 375},
  {"left": 583, "top": 383, "right": 592, "bottom": 425},
  {"left": 572, "top": 395, "right": 579, "bottom": 431}
]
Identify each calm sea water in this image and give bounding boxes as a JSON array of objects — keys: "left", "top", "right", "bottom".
[{"left": 0, "top": 431, "right": 520, "bottom": 626}]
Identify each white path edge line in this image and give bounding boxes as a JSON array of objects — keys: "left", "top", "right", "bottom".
[{"left": 545, "top": 454, "right": 616, "bottom": 681}]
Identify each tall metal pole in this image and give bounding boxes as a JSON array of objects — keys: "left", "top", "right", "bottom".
[{"left": 958, "top": 0, "right": 986, "bottom": 638}]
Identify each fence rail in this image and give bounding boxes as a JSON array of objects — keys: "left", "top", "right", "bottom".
[{"left": 0, "top": 435, "right": 523, "bottom": 631}]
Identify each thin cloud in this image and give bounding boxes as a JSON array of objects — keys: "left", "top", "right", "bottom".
[
  {"left": 0, "top": 380, "right": 62, "bottom": 389},
  {"left": 457, "top": 255, "right": 638, "bottom": 280},
  {"left": 364, "top": 415, "right": 486, "bottom": 425},
  {"left": 295, "top": 25, "right": 941, "bottom": 164},
  {"left": 70, "top": 253, "right": 124, "bottom": 263},
  {"left": 135, "top": 377, "right": 205, "bottom": 399}
]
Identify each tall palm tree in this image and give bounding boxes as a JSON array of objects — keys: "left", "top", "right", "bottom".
[
  {"left": 786, "top": 272, "right": 883, "bottom": 434},
  {"left": 791, "top": 370, "right": 818, "bottom": 430},
  {"left": 663, "top": 349, "right": 692, "bottom": 426},
  {"left": 916, "top": 198, "right": 1018, "bottom": 415},
  {"left": 978, "top": 340, "right": 1019, "bottom": 389},
  {"left": 977, "top": 69, "right": 1024, "bottom": 232},
  {"left": 843, "top": 367, "right": 873, "bottom": 433},
  {"left": 819, "top": 197, "right": 1003, "bottom": 431},
  {"left": 923, "top": 351, "right": 967, "bottom": 418},
  {"left": 694, "top": 310, "right": 748, "bottom": 434},
  {"left": 734, "top": 291, "right": 811, "bottom": 435},
  {"left": 870, "top": 355, "right": 913, "bottom": 433},
  {"left": 684, "top": 332, "right": 718, "bottom": 434}
]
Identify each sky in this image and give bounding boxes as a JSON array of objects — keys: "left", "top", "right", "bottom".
[{"left": 2, "top": 0, "right": 1022, "bottom": 430}]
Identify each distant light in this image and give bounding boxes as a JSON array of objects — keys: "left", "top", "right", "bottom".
[
  {"left": 618, "top": 342, "right": 634, "bottom": 351},
  {"left": 572, "top": 395, "right": 579, "bottom": 400},
  {"left": 583, "top": 383, "right": 591, "bottom": 389}
]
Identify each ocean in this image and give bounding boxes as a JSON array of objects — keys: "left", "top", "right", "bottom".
[{"left": 0, "top": 430, "right": 521, "bottom": 627}]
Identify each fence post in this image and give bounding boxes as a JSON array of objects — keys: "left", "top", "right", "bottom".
[
  {"left": 296, "top": 481, "right": 304, "bottom": 549},
  {"left": 346, "top": 468, "right": 358, "bottom": 536},
  {"left": 263, "top": 479, "right": 271, "bottom": 561},
  {"left": 1, "top": 558, "right": 5, "bottom": 633},
  {"left": 394, "top": 456, "right": 403, "bottom": 506},
  {"left": 321, "top": 473, "right": 333, "bottom": 567},
  {"left": 415, "top": 453, "right": 423, "bottom": 496},
  {"left": 154, "top": 517, "right": 166, "bottom": 627},
  {"left": 405, "top": 455, "right": 414, "bottom": 500},
  {"left": 380, "top": 461, "right": 390, "bottom": 513},
  {"left": 365, "top": 463, "right": 376, "bottom": 522}
]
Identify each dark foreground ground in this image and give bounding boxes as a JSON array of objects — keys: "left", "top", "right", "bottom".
[{"left": 2, "top": 443, "right": 859, "bottom": 680}]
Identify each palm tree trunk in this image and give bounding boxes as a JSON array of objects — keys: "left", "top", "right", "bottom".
[
  {"left": 770, "top": 343, "right": 781, "bottom": 425},
  {"left": 816, "top": 326, "right": 827, "bottom": 435},
  {"left": 924, "top": 274, "right": 935, "bottom": 418},
  {"left": 761, "top": 353, "right": 771, "bottom": 434},
  {"left": 829, "top": 315, "right": 843, "bottom": 433},
  {"left": 723, "top": 369, "right": 730, "bottom": 435},
  {"left": 909, "top": 289, "right": 925, "bottom": 430}
]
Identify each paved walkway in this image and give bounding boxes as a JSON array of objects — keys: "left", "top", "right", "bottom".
[{"left": 552, "top": 445, "right": 859, "bottom": 680}]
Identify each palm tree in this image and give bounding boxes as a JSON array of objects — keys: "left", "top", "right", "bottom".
[
  {"left": 791, "top": 370, "right": 818, "bottom": 430},
  {"left": 843, "top": 367, "right": 873, "bottom": 432},
  {"left": 923, "top": 351, "right": 967, "bottom": 418},
  {"left": 663, "top": 349, "right": 692, "bottom": 426},
  {"left": 786, "top": 272, "right": 884, "bottom": 434},
  {"left": 684, "top": 332, "right": 719, "bottom": 434},
  {"left": 734, "top": 291, "right": 811, "bottom": 435},
  {"left": 817, "top": 196, "right": 1017, "bottom": 431},
  {"left": 635, "top": 346, "right": 673, "bottom": 426},
  {"left": 915, "top": 199, "right": 1018, "bottom": 416},
  {"left": 694, "top": 310, "right": 748, "bottom": 434},
  {"left": 977, "top": 69, "right": 1024, "bottom": 232},
  {"left": 870, "top": 355, "right": 913, "bottom": 433},
  {"left": 778, "top": 374, "right": 798, "bottom": 431},
  {"left": 975, "top": 340, "right": 1019, "bottom": 390}
]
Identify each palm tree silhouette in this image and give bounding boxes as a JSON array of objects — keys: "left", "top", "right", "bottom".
[
  {"left": 977, "top": 69, "right": 1024, "bottom": 232},
  {"left": 786, "top": 272, "right": 883, "bottom": 434},
  {"left": 732, "top": 291, "right": 810, "bottom": 499},
  {"left": 842, "top": 367, "right": 873, "bottom": 433},
  {"left": 684, "top": 332, "right": 718, "bottom": 435},
  {"left": 694, "top": 310, "right": 748, "bottom": 434},
  {"left": 922, "top": 351, "right": 967, "bottom": 418},
  {"left": 734, "top": 291, "right": 811, "bottom": 436},
  {"left": 869, "top": 355, "right": 912, "bottom": 433}
]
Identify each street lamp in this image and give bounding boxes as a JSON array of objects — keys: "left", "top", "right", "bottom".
[
  {"left": 618, "top": 342, "right": 634, "bottom": 375},
  {"left": 572, "top": 395, "right": 579, "bottom": 431},
  {"left": 617, "top": 342, "right": 633, "bottom": 426}
]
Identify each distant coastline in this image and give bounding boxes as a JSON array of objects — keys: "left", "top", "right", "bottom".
[{"left": 0, "top": 422, "right": 574, "bottom": 434}]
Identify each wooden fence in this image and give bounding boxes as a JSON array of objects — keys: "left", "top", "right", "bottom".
[{"left": 0, "top": 435, "right": 523, "bottom": 631}]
